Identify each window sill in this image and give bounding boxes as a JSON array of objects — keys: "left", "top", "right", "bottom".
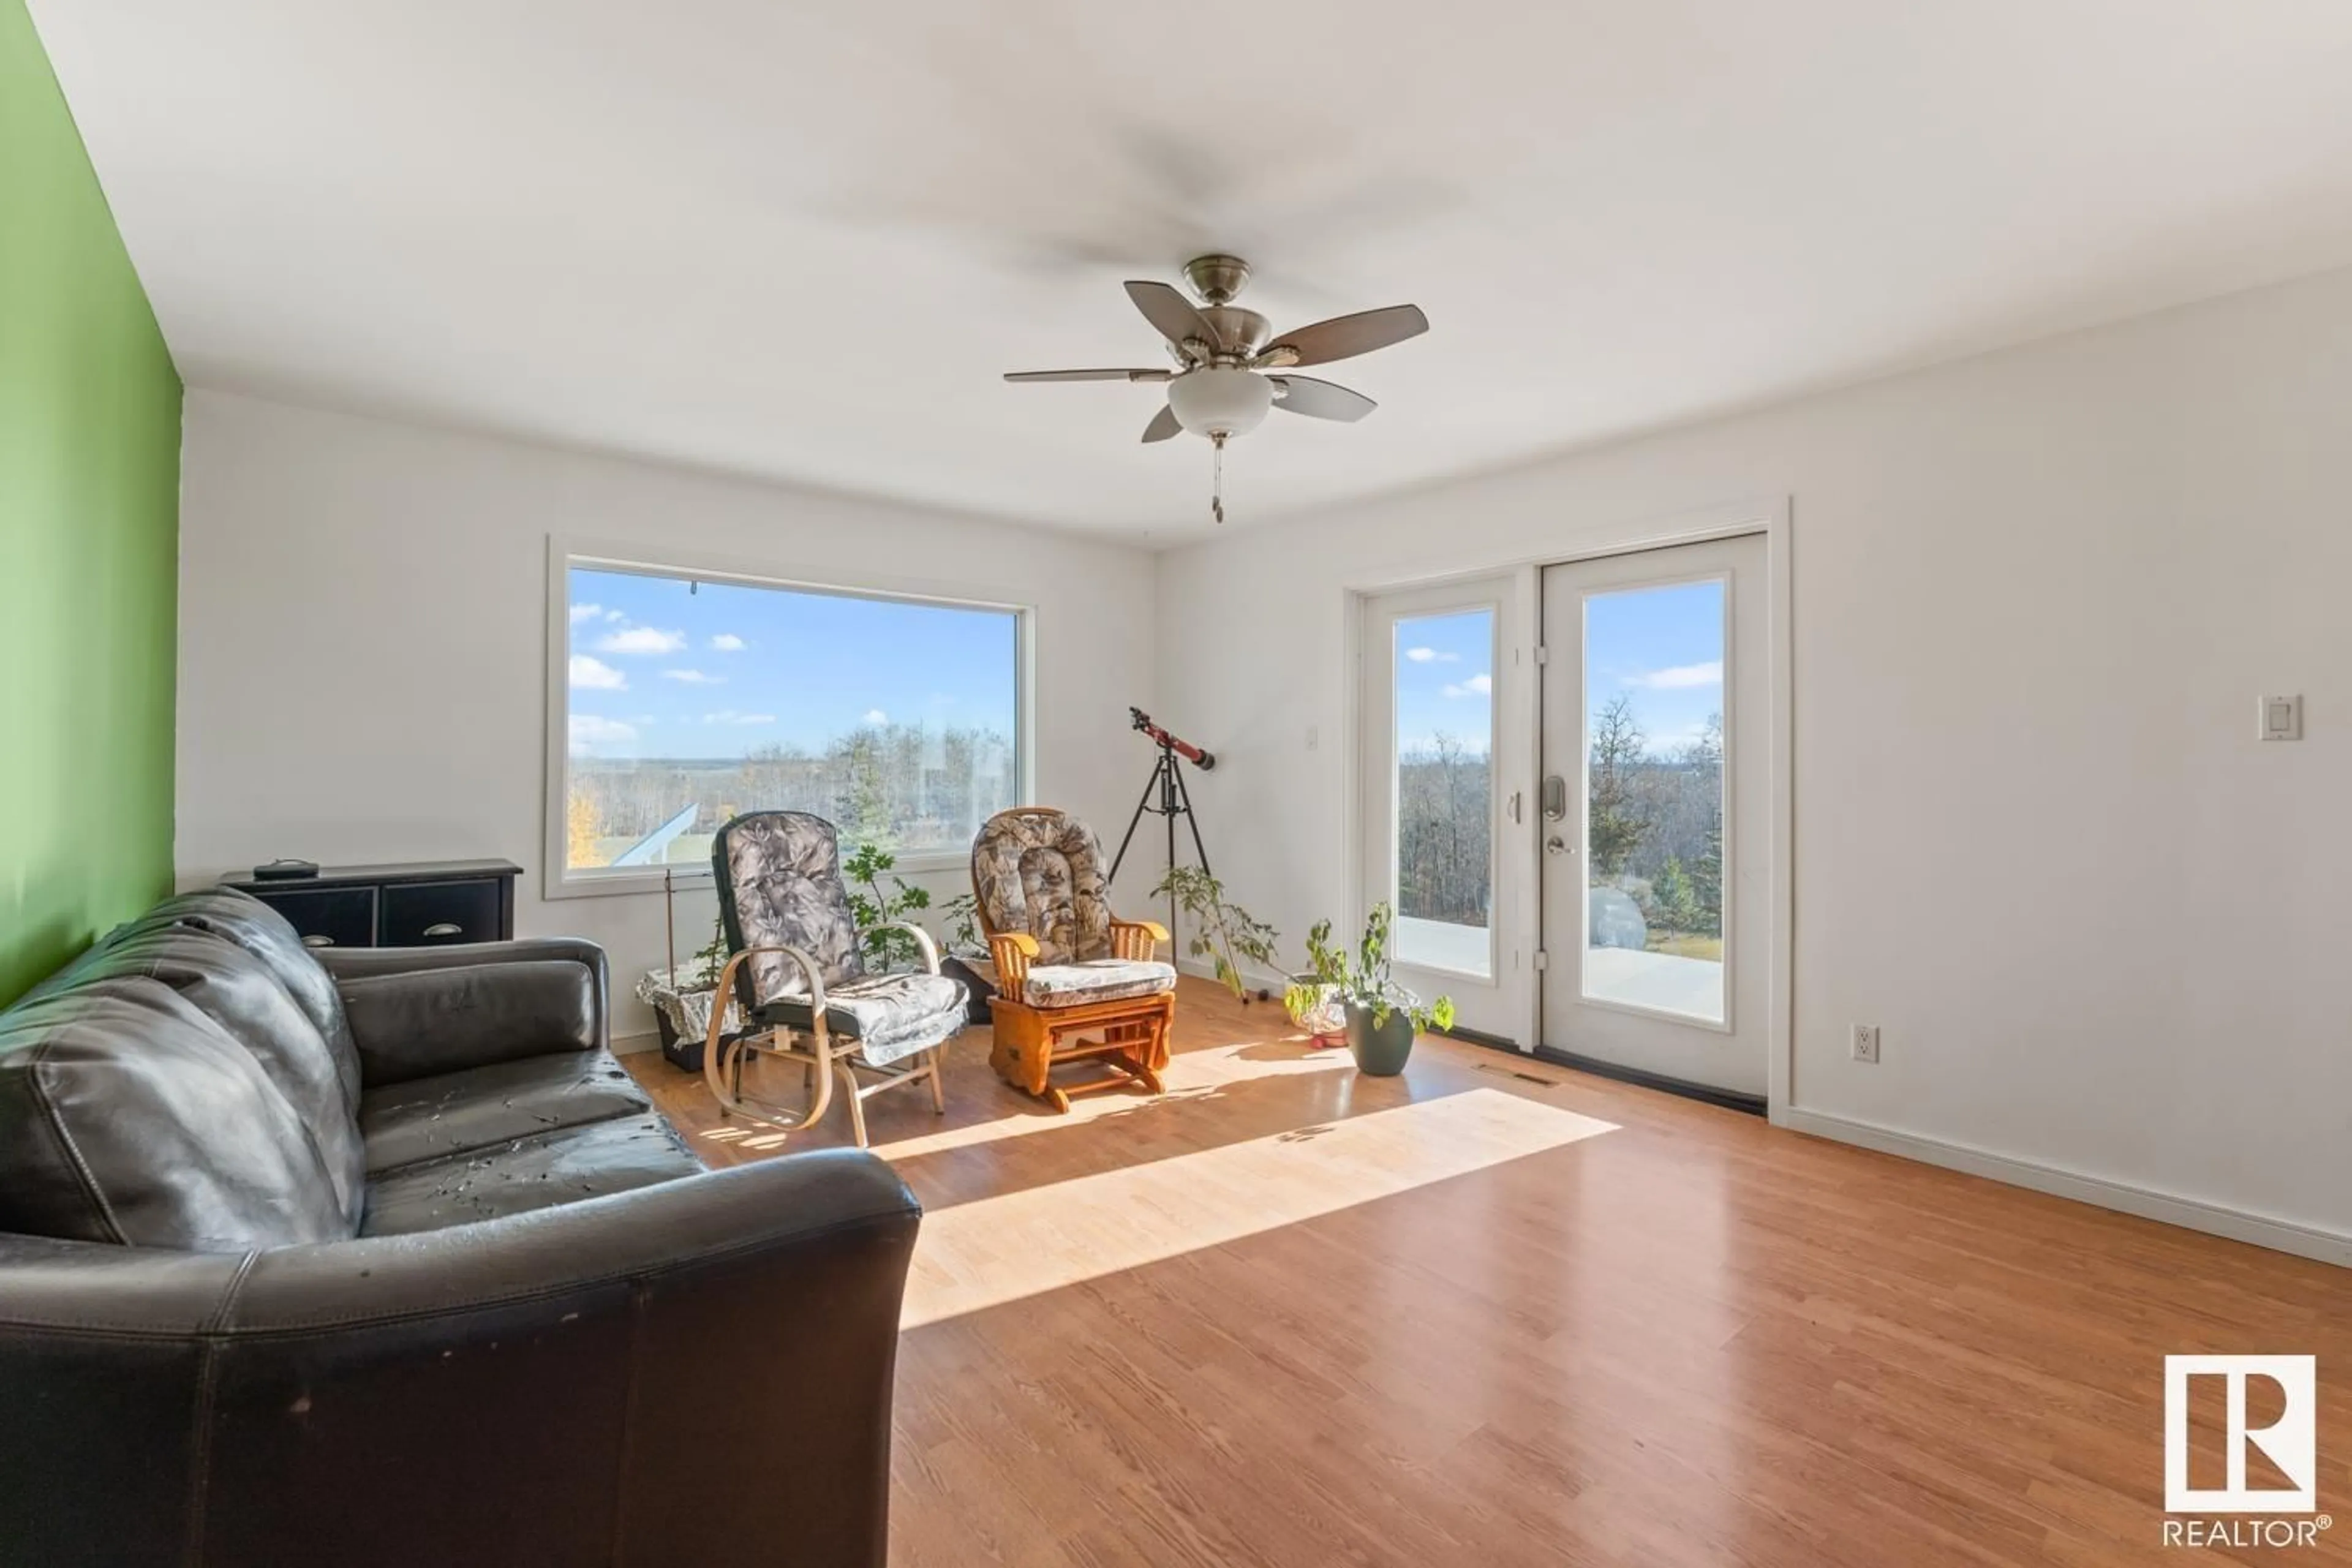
[{"left": 546, "top": 850, "right": 974, "bottom": 901}]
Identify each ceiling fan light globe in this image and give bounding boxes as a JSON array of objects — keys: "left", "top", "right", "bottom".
[{"left": 1167, "top": 368, "right": 1273, "bottom": 439}]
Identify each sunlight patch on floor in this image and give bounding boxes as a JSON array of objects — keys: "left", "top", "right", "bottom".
[
  {"left": 901, "top": 1087, "right": 1618, "bottom": 1329},
  {"left": 863, "top": 1033, "right": 1359, "bottom": 1161}
]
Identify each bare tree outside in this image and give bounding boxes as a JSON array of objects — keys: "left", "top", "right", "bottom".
[
  {"left": 1397, "top": 731, "right": 1491, "bottom": 928},
  {"left": 1587, "top": 702, "right": 1724, "bottom": 959},
  {"left": 567, "top": 720, "right": 1014, "bottom": 869}
]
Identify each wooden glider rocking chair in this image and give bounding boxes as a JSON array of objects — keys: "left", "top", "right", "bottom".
[
  {"left": 971, "top": 807, "right": 1179, "bottom": 1113},
  {"left": 702, "top": 811, "right": 966, "bottom": 1148}
]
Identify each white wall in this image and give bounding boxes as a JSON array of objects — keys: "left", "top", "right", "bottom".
[
  {"left": 176, "top": 391, "right": 1157, "bottom": 1038},
  {"left": 1155, "top": 265, "right": 2352, "bottom": 1251}
]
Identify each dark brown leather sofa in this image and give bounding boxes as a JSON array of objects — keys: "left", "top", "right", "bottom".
[{"left": 0, "top": 889, "right": 921, "bottom": 1567}]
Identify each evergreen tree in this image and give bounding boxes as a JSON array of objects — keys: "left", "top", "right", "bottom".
[
  {"left": 1654, "top": 855, "right": 1698, "bottom": 933},
  {"left": 1691, "top": 809, "right": 1724, "bottom": 937}
]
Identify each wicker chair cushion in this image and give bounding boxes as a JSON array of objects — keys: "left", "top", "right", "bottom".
[
  {"left": 1021, "top": 959, "right": 1177, "bottom": 1011},
  {"left": 971, "top": 809, "right": 1114, "bottom": 967},
  {"left": 713, "top": 812, "right": 865, "bottom": 1012},
  {"left": 757, "top": 971, "right": 966, "bottom": 1066}
]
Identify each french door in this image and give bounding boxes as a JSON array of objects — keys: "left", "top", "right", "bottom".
[
  {"left": 1537, "top": 535, "right": 1768, "bottom": 1096},
  {"left": 1357, "top": 574, "right": 1536, "bottom": 1042}
]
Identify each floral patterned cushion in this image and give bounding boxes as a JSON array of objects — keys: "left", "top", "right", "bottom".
[
  {"left": 971, "top": 809, "right": 1114, "bottom": 966},
  {"left": 1022, "top": 959, "right": 1177, "bottom": 1011},
  {"left": 712, "top": 812, "right": 864, "bottom": 1013},
  {"left": 757, "top": 971, "right": 968, "bottom": 1067}
]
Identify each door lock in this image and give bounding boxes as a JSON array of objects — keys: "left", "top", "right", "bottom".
[
  {"left": 1540, "top": 775, "right": 1567, "bottom": 822},
  {"left": 1545, "top": 834, "right": 1572, "bottom": 856}
]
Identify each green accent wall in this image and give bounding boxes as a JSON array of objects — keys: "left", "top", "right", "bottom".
[{"left": 0, "top": 0, "right": 181, "bottom": 1005}]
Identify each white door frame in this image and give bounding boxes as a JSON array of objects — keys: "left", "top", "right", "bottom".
[{"left": 1338, "top": 496, "right": 1794, "bottom": 1117}]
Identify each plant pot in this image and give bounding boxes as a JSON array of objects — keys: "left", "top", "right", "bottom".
[
  {"left": 1344, "top": 1000, "right": 1417, "bottom": 1077},
  {"left": 1285, "top": 975, "right": 1345, "bottom": 1040}
]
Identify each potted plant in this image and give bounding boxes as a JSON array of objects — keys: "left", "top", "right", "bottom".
[
  {"left": 933, "top": 891, "right": 997, "bottom": 1023},
  {"left": 842, "top": 842, "right": 932, "bottom": 971},
  {"left": 1284, "top": 903, "right": 1456, "bottom": 1076},
  {"left": 1151, "top": 865, "right": 1281, "bottom": 1003}
]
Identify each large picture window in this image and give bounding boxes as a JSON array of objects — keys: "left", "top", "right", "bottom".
[{"left": 551, "top": 554, "right": 1027, "bottom": 889}]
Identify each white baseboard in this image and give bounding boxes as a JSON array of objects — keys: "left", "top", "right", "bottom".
[
  {"left": 1777, "top": 1106, "right": 2352, "bottom": 1269},
  {"left": 612, "top": 1029, "right": 662, "bottom": 1057}
]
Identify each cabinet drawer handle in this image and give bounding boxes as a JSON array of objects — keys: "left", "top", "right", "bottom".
[
  {"left": 423, "top": 922, "right": 464, "bottom": 938},
  {"left": 301, "top": 934, "right": 336, "bottom": 949}
]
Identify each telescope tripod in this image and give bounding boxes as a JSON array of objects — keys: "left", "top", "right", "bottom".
[{"left": 1109, "top": 736, "right": 1213, "bottom": 935}]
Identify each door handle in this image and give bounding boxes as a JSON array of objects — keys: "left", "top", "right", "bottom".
[
  {"left": 1507, "top": 790, "right": 1523, "bottom": 825},
  {"left": 301, "top": 934, "right": 335, "bottom": 949},
  {"left": 1545, "top": 834, "right": 1573, "bottom": 856},
  {"left": 422, "top": 922, "right": 464, "bottom": 938},
  {"left": 1540, "top": 775, "right": 1568, "bottom": 822}
]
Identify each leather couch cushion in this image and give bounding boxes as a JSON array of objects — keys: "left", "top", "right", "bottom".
[
  {"left": 75, "top": 927, "right": 367, "bottom": 1228},
  {"left": 360, "top": 1115, "right": 703, "bottom": 1237},
  {"left": 339, "top": 960, "right": 599, "bottom": 1087},
  {"left": 0, "top": 979, "right": 353, "bottom": 1251},
  {"left": 148, "top": 889, "right": 363, "bottom": 1108},
  {"left": 358, "top": 1049, "right": 653, "bottom": 1174}
]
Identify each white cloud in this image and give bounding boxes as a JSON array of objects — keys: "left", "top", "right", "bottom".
[
  {"left": 661, "top": 668, "right": 724, "bottom": 685},
  {"left": 1441, "top": 673, "right": 1493, "bottom": 699},
  {"left": 595, "top": 625, "right": 687, "bottom": 656},
  {"left": 862, "top": 708, "right": 889, "bottom": 725},
  {"left": 1403, "top": 646, "right": 1460, "bottom": 663},
  {"left": 568, "top": 602, "right": 603, "bottom": 625},
  {"left": 709, "top": 633, "right": 747, "bottom": 652},
  {"left": 567, "top": 714, "right": 638, "bottom": 754},
  {"left": 701, "top": 710, "right": 776, "bottom": 726},
  {"left": 568, "top": 655, "right": 627, "bottom": 690},
  {"left": 1624, "top": 661, "right": 1722, "bottom": 690}
]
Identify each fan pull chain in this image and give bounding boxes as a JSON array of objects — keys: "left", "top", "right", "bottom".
[{"left": 1210, "top": 432, "right": 1226, "bottom": 525}]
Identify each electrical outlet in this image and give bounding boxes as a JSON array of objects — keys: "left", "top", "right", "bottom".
[{"left": 1850, "top": 1023, "right": 1881, "bottom": 1064}]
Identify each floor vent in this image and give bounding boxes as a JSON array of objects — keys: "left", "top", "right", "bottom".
[{"left": 1474, "top": 1061, "right": 1561, "bottom": 1088}]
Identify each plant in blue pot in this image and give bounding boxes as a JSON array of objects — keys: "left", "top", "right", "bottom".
[{"left": 1284, "top": 903, "right": 1455, "bottom": 1077}]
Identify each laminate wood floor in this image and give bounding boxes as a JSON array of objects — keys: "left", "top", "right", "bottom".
[{"left": 627, "top": 979, "right": 2350, "bottom": 1566}]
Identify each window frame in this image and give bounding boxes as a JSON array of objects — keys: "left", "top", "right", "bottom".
[{"left": 542, "top": 535, "right": 1036, "bottom": 901}]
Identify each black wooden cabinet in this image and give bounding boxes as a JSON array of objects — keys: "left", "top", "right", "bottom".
[{"left": 220, "top": 859, "right": 521, "bottom": 951}]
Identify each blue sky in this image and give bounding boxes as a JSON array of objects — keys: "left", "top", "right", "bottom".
[
  {"left": 1394, "top": 610, "right": 1496, "bottom": 756},
  {"left": 1393, "top": 581, "right": 1724, "bottom": 758},
  {"left": 1583, "top": 579, "right": 1724, "bottom": 756},
  {"left": 567, "top": 567, "right": 1017, "bottom": 758}
]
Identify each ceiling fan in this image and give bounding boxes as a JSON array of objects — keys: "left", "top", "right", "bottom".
[{"left": 1005, "top": 254, "right": 1428, "bottom": 522}]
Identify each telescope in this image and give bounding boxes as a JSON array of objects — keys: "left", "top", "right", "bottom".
[
  {"left": 1128, "top": 706, "right": 1215, "bottom": 771},
  {"left": 1110, "top": 707, "right": 1215, "bottom": 908}
]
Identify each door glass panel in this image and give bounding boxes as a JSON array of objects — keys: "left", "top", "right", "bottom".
[
  {"left": 1392, "top": 609, "right": 1494, "bottom": 977},
  {"left": 1582, "top": 581, "right": 1725, "bottom": 1022}
]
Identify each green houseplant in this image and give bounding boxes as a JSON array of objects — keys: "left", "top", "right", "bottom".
[
  {"left": 1283, "top": 903, "right": 1455, "bottom": 1076},
  {"left": 1150, "top": 865, "right": 1281, "bottom": 1002},
  {"left": 842, "top": 842, "right": 932, "bottom": 970}
]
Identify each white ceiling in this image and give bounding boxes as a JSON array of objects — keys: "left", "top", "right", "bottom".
[{"left": 32, "top": 0, "right": 2352, "bottom": 543}]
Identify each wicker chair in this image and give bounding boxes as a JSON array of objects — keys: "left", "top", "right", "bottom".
[
  {"left": 703, "top": 812, "right": 964, "bottom": 1147},
  {"left": 971, "top": 807, "right": 1177, "bottom": 1113}
]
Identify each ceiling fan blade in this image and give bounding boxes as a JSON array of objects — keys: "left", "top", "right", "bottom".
[
  {"left": 1269, "top": 374, "right": 1376, "bottom": 423},
  {"left": 1140, "top": 404, "right": 1182, "bottom": 443},
  {"left": 1125, "top": 281, "right": 1223, "bottom": 359},
  {"left": 1004, "top": 368, "right": 1174, "bottom": 383},
  {"left": 1263, "top": 303, "right": 1428, "bottom": 368}
]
